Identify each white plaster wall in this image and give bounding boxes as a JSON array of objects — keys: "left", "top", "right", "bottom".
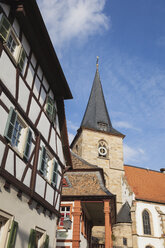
[
  {"left": 0, "top": 92, "right": 14, "bottom": 110},
  {"left": 49, "top": 129, "right": 56, "bottom": 153},
  {"left": 138, "top": 237, "right": 164, "bottom": 248},
  {"left": 35, "top": 174, "right": 46, "bottom": 198},
  {"left": 12, "top": 18, "right": 20, "bottom": 37},
  {"left": 45, "top": 184, "right": 54, "bottom": 205},
  {"left": 0, "top": 51, "right": 16, "bottom": 96},
  {"left": 80, "top": 232, "right": 88, "bottom": 248},
  {"left": 26, "top": 64, "right": 34, "bottom": 88},
  {"left": 57, "top": 136, "right": 65, "bottom": 165},
  {"left": 122, "top": 178, "right": 134, "bottom": 206},
  {"left": 37, "top": 113, "right": 50, "bottom": 141},
  {"left": 136, "top": 201, "right": 165, "bottom": 248},
  {"left": 42, "top": 77, "right": 49, "bottom": 91},
  {"left": 16, "top": 156, "right": 26, "bottom": 181},
  {"left": 23, "top": 168, "right": 31, "bottom": 187},
  {"left": 0, "top": 176, "right": 57, "bottom": 248},
  {"left": 31, "top": 54, "right": 37, "bottom": 68},
  {"left": 33, "top": 76, "right": 41, "bottom": 99},
  {"left": 22, "top": 34, "right": 30, "bottom": 56},
  {"left": 39, "top": 87, "right": 46, "bottom": 106},
  {"left": 28, "top": 97, "right": 40, "bottom": 124},
  {"left": 0, "top": 142, "right": 5, "bottom": 165},
  {"left": 37, "top": 66, "right": 43, "bottom": 80},
  {"left": 5, "top": 149, "right": 14, "bottom": 175},
  {"left": 18, "top": 77, "right": 30, "bottom": 112},
  {"left": 0, "top": 3, "right": 10, "bottom": 16}
]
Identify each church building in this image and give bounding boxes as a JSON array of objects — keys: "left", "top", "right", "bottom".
[{"left": 57, "top": 60, "right": 165, "bottom": 248}]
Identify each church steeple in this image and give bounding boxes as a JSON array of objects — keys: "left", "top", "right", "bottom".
[{"left": 81, "top": 58, "right": 123, "bottom": 136}]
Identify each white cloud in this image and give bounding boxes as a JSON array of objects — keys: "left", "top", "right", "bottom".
[
  {"left": 67, "top": 120, "right": 79, "bottom": 131},
  {"left": 37, "top": 0, "right": 110, "bottom": 47},
  {"left": 123, "top": 144, "right": 145, "bottom": 164},
  {"left": 113, "top": 121, "right": 141, "bottom": 131},
  {"left": 68, "top": 132, "right": 75, "bottom": 144}
]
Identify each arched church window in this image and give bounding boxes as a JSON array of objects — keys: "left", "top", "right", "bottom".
[
  {"left": 142, "top": 210, "right": 151, "bottom": 235},
  {"left": 146, "top": 246, "right": 153, "bottom": 248},
  {"left": 98, "top": 140, "right": 108, "bottom": 158}
]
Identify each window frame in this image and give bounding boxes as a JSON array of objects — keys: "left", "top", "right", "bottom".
[
  {"left": 142, "top": 209, "right": 152, "bottom": 235},
  {"left": 58, "top": 204, "right": 73, "bottom": 230},
  {"left": 0, "top": 14, "right": 26, "bottom": 71},
  {"left": 0, "top": 210, "right": 14, "bottom": 248},
  {"left": 4, "top": 107, "right": 32, "bottom": 161},
  {"left": 39, "top": 146, "right": 59, "bottom": 188},
  {"left": 45, "top": 95, "right": 56, "bottom": 124}
]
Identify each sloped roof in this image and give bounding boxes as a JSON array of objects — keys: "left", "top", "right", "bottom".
[
  {"left": 124, "top": 165, "right": 165, "bottom": 204},
  {"left": 117, "top": 201, "right": 131, "bottom": 223},
  {"left": 80, "top": 69, "right": 123, "bottom": 137},
  {"left": 62, "top": 171, "right": 113, "bottom": 197}
]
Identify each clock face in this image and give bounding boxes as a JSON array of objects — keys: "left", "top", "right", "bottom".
[{"left": 98, "top": 146, "right": 107, "bottom": 156}]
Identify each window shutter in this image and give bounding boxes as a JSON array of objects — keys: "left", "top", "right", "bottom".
[
  {"left": 28, "top": 229, "right": 36, "bottom": 248},
  {"left": 0, "top": 14, "right": 11, "bottom": 41},
  {"left": 4, "top": 107, "right": 17, "bottom": 143},
  {"left": 7, "top": 220, "right": 18, "bottom": 248},
  {"left": 18, "top": 47, "right": 26, "bottom": 71},
  {"left": 23, "top": 128, "right": 32, "bottom": 161},
  {"left": 44, "top": 235, "right": 49, "bottom": 248},
  {"left": 51, "top": 159, "right": 58, "bottom": 187},
  {"left": 39, "top": 146, "right": 46, "bottom": 175},
  {"left": 46, "top": 96, "right": 54, "bottom": 122}
]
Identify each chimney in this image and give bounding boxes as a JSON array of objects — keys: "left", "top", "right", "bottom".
[{"left": 160, "top": 168, "right": 165, "bottom": 174}]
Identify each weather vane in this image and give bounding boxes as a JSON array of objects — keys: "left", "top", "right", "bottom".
[{"left": 96, "top": 56, "right": 99, "bottom": 70}]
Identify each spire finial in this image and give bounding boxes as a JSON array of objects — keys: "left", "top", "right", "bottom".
[{"left": 96, "top": 56, "right": 99, "bottom": 70}]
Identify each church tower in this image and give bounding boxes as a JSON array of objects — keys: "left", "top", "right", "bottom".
[{"left": 71, "top": 59, "right": 125, "bottom": 212}]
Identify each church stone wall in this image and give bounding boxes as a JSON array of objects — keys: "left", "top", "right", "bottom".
[
  {"left": 72, "top": 128, "right": 124, "bottom": 212},
  {"left": 112, "top": 223, "right": 133, "bottom": 248}
]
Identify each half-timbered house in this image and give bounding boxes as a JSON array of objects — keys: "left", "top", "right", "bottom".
[{"left": 0, "top": 0, "right": 72, "bottom": 247}]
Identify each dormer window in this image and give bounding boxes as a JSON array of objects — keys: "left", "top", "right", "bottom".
[{"left": 98, "top": 122, "right": 107, "bottom": 131}]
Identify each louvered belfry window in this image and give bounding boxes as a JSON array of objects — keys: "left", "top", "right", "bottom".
[{"left": 142, "top": 210, "right": 151, "bottom": 235}]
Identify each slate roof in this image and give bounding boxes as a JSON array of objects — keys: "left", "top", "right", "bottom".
[
  {"left": 117, "top": 201, "right": 131, "bottom": 223},
  {"left": 80, "top": 69, "right": 123, "bottom": 136},
  {"left": 124, "top": 165, "right": 165, "bottom": 204}
]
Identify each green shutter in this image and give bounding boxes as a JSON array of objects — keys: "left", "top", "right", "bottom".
[
  {"left": 4, "top": 107, "right": 17, "bottom": 143},
  {"left": 18, "top": 47, "right": 26, "bottom": 71},
  {"left": 7, "top": 221, "right": 18, "bottom": 248},
  {"left": 46, "top": 96, "right": 55, "bottom": 122},
  {"left": 28, "top": 229, "right": 36, "bottom": 248},
  {"left": 51, "top": 159, "right": 58, "bottom": 187},
  {"left": 23, "top": 128, "right": 32, "bottom": 161},
  {"left": 39, "top": 146, "right": 46, "bottom": 175},
  {"left": 44, "top": 235, "right": 49, "bottom": 248},
  {"left": 0, "top": 14, "right": 11, "bottom": 41}
]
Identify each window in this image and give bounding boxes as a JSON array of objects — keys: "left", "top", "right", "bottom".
[
  {"left": 59, "top": 206, "right": 71, "bottom": 228},
  {"left": 39, "top": 146, "right": 58, "bottom": 187},
  {"left": 0, "top": 14, "right": 26, "bottom": 71},
  {"left": 28, "top": 228, "right": 49, "bottom": 248},
  {"left": 142, "top": 210, "right": 151, "bottom": 235},
  {"left": 4, "top": 107, "right": 32, "bottom": 161},
  {"left": 98, "top": 140, "right": 108, "bottom": 158},
  {"left": 123, "top": 237, "right": 127, "bottom": 246},
  {"left": 98, "top": 122, "right": 108, "bottom": 131},
  {"left": 45, "top": 95, "right": 56, "bottom": 123},
  {"left": 0, "top": 210, "right": 18, "bottom": 248}
]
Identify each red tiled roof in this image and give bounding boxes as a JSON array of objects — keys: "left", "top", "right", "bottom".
[{"left": 124, "top": 165, "right": 165, "bottom": 204}]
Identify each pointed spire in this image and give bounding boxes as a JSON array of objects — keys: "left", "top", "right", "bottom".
[
  {"left": 80, "top": 59, "right": 123, "bottom": 136},
  {"left": 96, "top": 56, "right": 99, "bottom": 70}
]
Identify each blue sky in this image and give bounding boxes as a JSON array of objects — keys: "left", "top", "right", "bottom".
[{"left": 37, "top": 0, "right": 165, "bottom": 171}]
